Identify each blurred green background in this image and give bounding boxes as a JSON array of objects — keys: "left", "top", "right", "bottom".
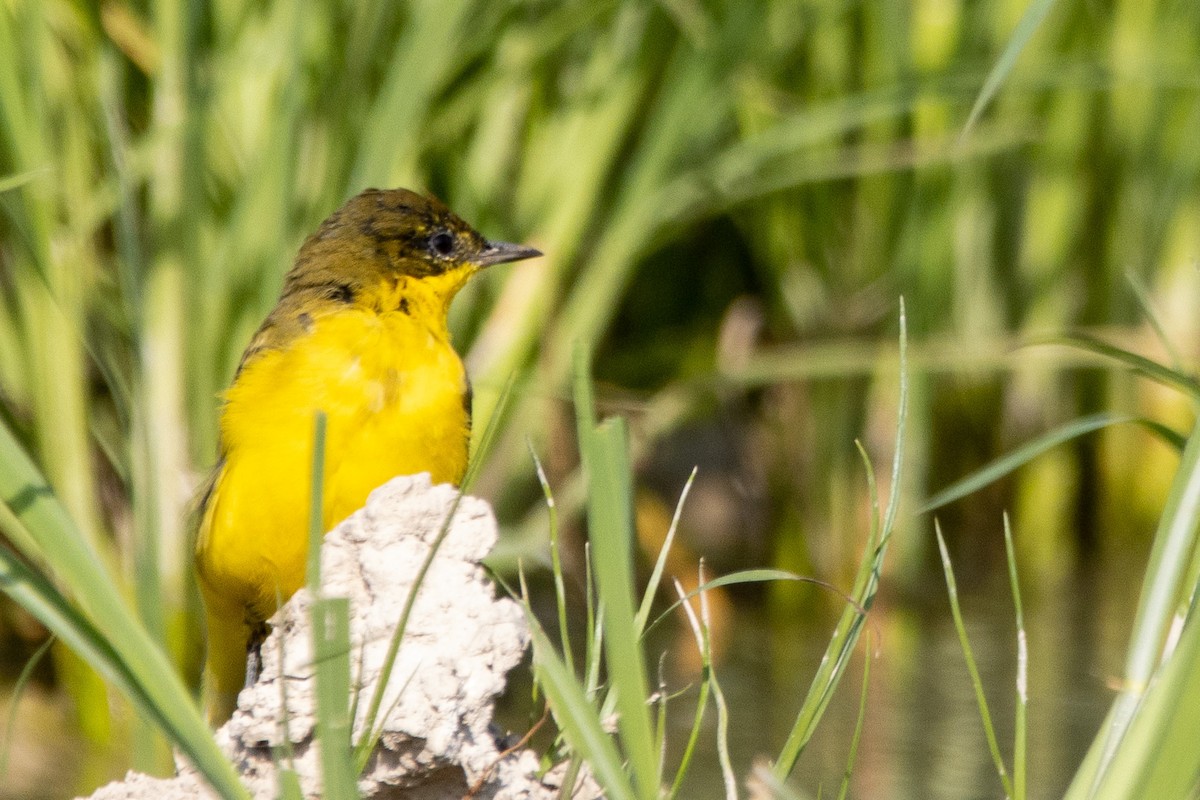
[{"left": 1, "top": 0, "right": 1198, "bottom": 797}]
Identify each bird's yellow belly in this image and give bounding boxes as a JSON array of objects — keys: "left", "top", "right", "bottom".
[{"left": 195, "top": 310, "right": 469, "bottom": 620}]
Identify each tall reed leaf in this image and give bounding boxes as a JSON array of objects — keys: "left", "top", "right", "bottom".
[
  {"left": 1068, "top": 423, "right": 1200, "bottom": 794},
  {"left": 773, "top": 300, "right": 908, "bottom": 779},
  {"left": 0, "top": 419, "right": 248, "bottom": 798},
  {"left": 573, "top": 344, "right": 659, "bottom": 799}
]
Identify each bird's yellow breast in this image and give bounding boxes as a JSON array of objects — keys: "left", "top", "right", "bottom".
[{"left": 195, "top": 302, "right": 469, "bottom": 620}]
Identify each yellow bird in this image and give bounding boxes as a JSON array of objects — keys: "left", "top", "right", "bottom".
[{"left": 194, "top": 188, "right": 540, "bottom": 724}]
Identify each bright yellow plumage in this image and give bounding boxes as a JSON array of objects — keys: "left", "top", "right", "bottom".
[{"left": 194, "top": 188, "right": 539, "bottom": 724}]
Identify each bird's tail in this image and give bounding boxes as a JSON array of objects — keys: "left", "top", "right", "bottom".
[{"left": 200, "top": 587, "right": 251, "bottom": 726}]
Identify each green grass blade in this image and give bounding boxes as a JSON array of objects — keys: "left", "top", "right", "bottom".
[
  {"left": 354, "top": 370, "right": 513, "bottom": 767},
  {"left": 348, "top": 0, "right": 471, "bottom": 188},
  {"left": 307, "top": 411, "right": 328, "bottom": 590},
  {"left": 0, "top": 408, "right": 248, "bottom": 798},
  {"left": 276, "top": 769, "right": 303, "bottom": 800},
  {"left": 1083, "top": 420, "right": 1200, "bottom": 790},
  {"left": 573, "top": 343, "right": 658, "bottom": 797},
  {"left": 275, "top": 585, "right": 298, "bottom": 777},
  {"left": 959, "top": 0, "right": 1059, "bottom": 141},
  {"left": 634, "top": 466, "right": 697, "bottom": 635},
  {"left": 936, "top": 524, "right": 1013, "bottom": 798},
  {"left": 0, "top": 167, "right": 48, "bottom": 194},
  {"left": 880, "top": 298, "right": 909, "bottom": 539},
  {"left": 920, "top": 413, "right": 1138, "bottom": 513},
  {"left": 646, "top": 569, "right": 851, "bottom": 637},
  {"left": 1049, "top": 333, "right": 1200, "bottom": 400},
  {"left": 1123, "top": 270, "right": 1184, "bottom": 372},
  {"left": 1004, "top": 515, "right": 1027, "bottom": 800},
  {"left": 529, "top": 442, "right": 573, "bottom": 675},
  {"left": 1074, "top": 589, "right": 1200, "bottom": 799},
  {"left": 653, "top": 656, "right": 667, "bottom": 792},
  {"left": 352, "top": 497, "right": 460, "bottom": 770},
  {"left": 0, "top": 634, "right": 52, "bottom": 777},
  {"left": 583, "top": 543, "right": 604, "bottom": 702},
  {"left": 1134, "top": 420, "right": 1188, "bottom": 453},
  {"left": 312, "top": 597, "right": 355, "bottom": 800},
  {"left": 302, "top": 412, "right": 355, "bottom": 797},
  {"left": 0, "top": 544, "right": 153, "bottom": 724},
  {"left": 529, "top": 621, "right": 636, "bottom": 800},
  {"left": 702, "top": 587, "right": 735, "bottom": 799},
  {"left": 670, "top": 576, "right": 725, "bottom": 799},
  {"left": 835, "top": 632, "right": 872, "bottom": 800},
  {"left": 584, "top": 418, "right": 659, "bottom": 798},
  {"left": 463, "top": 371, "right": 517, "bottom": 493},
  {"left": 667, "top": 629, "right": 712, "bottom": 799},
  {"left": 773, "top": 301, "right": 908, "bottom": 778},
  {"left": 572, "top": 343, "right": 598, "bottom": 448}
]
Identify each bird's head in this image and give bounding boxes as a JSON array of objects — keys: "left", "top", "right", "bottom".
[{"left": 286, "top": 187, "right": 540, "bottom": 309}]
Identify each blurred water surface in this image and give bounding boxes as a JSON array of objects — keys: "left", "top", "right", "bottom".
[{"left": 664, "top": 552, "right": 1143, "bottom": 799}]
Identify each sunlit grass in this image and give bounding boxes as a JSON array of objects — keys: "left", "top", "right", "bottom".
[{"left": 2, "top": 0, "right": 1200, "bottom": 796}]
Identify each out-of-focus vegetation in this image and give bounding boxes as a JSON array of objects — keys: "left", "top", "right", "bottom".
[{"left": 2, "top": 0, "right": 1200, "bottom": 797}]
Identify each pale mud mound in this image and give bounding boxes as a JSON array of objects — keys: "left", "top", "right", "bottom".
[{"left": 86, "top": 474, "right": 600, "bottom": 800}]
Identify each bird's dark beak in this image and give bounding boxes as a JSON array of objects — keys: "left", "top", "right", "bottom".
[{"left": 473, "top": 240, "right": 542, "bottom": 267}]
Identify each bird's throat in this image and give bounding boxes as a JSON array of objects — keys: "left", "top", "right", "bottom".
[{"left": 360, "top": 266, "right": 476, "bottom": 324}]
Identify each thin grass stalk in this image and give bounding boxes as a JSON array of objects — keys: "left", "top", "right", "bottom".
[
  {"left": 545, "top": 43, "right": 712, "bottom": 387},
  {"left": 772, "top": 459, "right": 884, "bottom": 777},
  {"left": 97, "top": 47, "right": 174, "bottom": 702},
  {"left": 654, "top": 655, "right": 668, "bottom": 792},
  {"left": 635, "top": 467, "right": 698, "bottom": 635},
  {"left": 300, "top": 416, "right": 350, "bottom": 793},
  {"left": 1122, "top": 269, "right": 1184, "bottom": 371},
  {"left": 529, "top": 443, "right": 573, "bottom": 675},
  {"left": 1004, "top": 515, "right": 1027, "bottom": 800},
  {"left": 666, "top": 641, "right": 711, "bottom": 799},
  {"left": 935, "top": 524, "right": 1013, "bottom": 798},
  {"left": 702, "top": 578, "right": 736, "bottom": 800},
  {"left": 523, "top": 577, "right": 636, "bottom": 800},
  {"left": 835, "top": 633, "right": 873, "bottom": 800},
  {"left": 674, "top": 571, "right": 736, "bottom": 800},
  {"left": 144, "top": 0, "right": 195, "bottom": 578},
  {"left": 275, "top": 584, "right": 299, "bottom": 788},
  {"left": 1179, "top": 519, "right": 1200, "bottom": 639},
  {"left": 352, "top": 373, "right": 514, "bottom": 768},
  {"left": 920, "top": 413, "right": 1141, "bottom": 514},
  {"left": 959, "top": 0, "right": 1060, "bottom": 142},
  {"left": 352, "top": 496, "right": 458, "bottom": 769},
  {"left": 1048, "top": 334, "right": 1200, "bottom": 400},
  {"left": 0, "top": 635, "right": 53, "bottom": 778},
  {"left": 349, "top": 0, "right": 472, "bottom": 190},
  {"left": 0, "top": 168, "right": 46, "bottom": 192},
  {"left": 773, "top": 301, "right": 908, "bottom": 779},
  {"left": 583, "top": 543, "right": 604, "bottom": 703},
  {"left": 306, "top": 411, "right": 328, "bottom": 590},
  {"left": 0, "top": 542, "right": 165, "bottom": 753},
  {"left": 509, "top": 564, "right": 585, "bottom": 800}
]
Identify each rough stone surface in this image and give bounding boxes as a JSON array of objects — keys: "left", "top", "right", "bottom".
[{"left": 86, "top": 475, "right": 598, "bottom": 800}]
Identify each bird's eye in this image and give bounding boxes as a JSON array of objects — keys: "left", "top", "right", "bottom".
[{"left": 429, "top": 231, "right": 456, "bottom": 257}]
